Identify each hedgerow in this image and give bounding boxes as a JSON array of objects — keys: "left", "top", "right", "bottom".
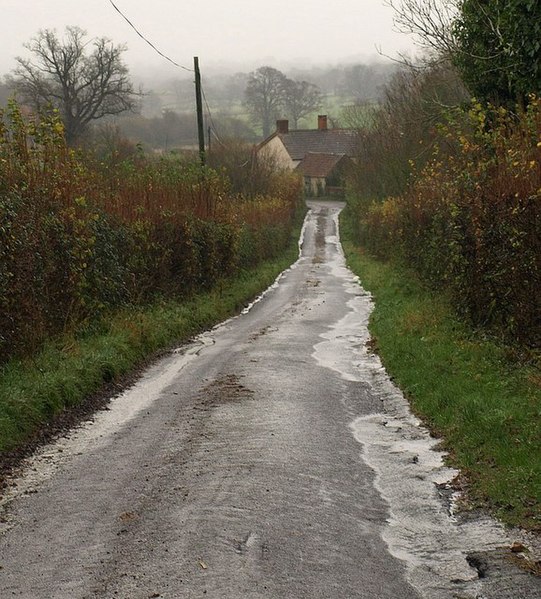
[
  {"left": 0, "top": 101, "right": 302, "bottom": 363},
  {"left": 349, "top": 97, "right": 541, "bottom": 348}
]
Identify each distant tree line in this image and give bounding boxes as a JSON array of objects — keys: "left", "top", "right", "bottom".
[
  {"left": 140, "top": 62, "right": 395, "bottom": 121},
  {"left": 114, "top": 109, "right": 258, "bottom": 152},
  {"left": 1, "top": 24, "right": 398, "bottom": 149}
]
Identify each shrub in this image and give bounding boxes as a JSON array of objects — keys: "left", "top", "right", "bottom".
[
  {"left": 0, "top": 102, "right": 303, "bottom": 363},
  {"left": 354, "top": 98, "right": 541, "bottom": 348}
]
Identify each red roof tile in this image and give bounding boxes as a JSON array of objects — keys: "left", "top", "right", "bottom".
[{"left": 296, "top": 153, "right": 350, "bottom": 178}]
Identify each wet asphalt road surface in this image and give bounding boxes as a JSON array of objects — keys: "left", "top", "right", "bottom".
[{"left": 0, "top": 201, "right": 539, "bottom": 598}]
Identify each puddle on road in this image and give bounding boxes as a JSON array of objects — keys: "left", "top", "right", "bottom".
[
  {"left": 311, "top": 213, "right": 525, "bottom": 599},
  {"left": 241, "top": 210, "right": 310, "bottom": 315}
]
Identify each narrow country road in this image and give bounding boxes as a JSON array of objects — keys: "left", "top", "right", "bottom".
[{"left": 0, "top": 201, "right": 538, "bottom": 598}]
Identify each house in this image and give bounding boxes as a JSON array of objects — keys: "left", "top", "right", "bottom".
[
  {"left": 295, "top": 152, "right": 352, "bottom": 197},
  {"left": 256, "top": 115, "right": 357, "bottom": 195}
]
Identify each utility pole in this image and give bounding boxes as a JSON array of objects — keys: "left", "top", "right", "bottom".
[{"left": 194, "top": 56, "right": 205, "bottom": 166}]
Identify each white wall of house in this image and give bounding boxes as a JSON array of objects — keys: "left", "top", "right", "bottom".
[{"left": 258, "top": 137, "right": 296, "bottom": 170}]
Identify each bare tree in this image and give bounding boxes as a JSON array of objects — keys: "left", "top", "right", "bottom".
[
  {"left": 282, "top": 79, "right": 322, "bottom": 129},
  {"left": 10, "top": 27, "right": 137, "bottom": 144},
  {"left": 244, "top": 66, "right": 287, "bottom": 138},
  {"left": 385, "top": 0, "right": 460, "bottom": 61}
]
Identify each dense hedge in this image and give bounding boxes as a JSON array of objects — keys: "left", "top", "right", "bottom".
[
  {"left": 348, "top": 99, "right": 541, "bottom": 348},
  {"left": 0, "top": 102, "right": 302, "bottom": 362}
]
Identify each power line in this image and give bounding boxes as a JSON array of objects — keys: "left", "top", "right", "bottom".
[
  {"left": 201, "top": 84, "right": 226, "bottom": 148},
  {"left": 105, "top": 7, "right": 226, "bottom": 156},
  {"left": 201, "top": 83, "right": 252, "bottom": 167},
  {"left": 209, "top": 126, "right": 229, "bottom": 150},
  {"left": 108, "top": 0, "right": 193, "bottom": 72}
]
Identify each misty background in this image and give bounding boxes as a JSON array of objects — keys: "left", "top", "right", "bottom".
[{"left": 1, "top": 0, "right": 417, "bottom": 150}]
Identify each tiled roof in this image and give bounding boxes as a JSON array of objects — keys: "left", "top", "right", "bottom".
[
  {"left": 296, "top": 153, "right": 349, "bottom": 178},
  {"left": 279, "top": 129, "right": 358, "bottom": 160}
]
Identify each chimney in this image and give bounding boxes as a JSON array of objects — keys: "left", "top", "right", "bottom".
[
  {"left": 318, "top": 115, "right": 328, "bottom": 131},
  {"left": 276, "top": 119, "right": 289, "bottom": 134}
]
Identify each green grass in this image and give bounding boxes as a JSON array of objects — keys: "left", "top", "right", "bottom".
[
  {"left": 340, "top": 214, "right": 541, "bottom": 531},
  {"left": 0, "top": 221, "right": 304, "bottom": 456}
]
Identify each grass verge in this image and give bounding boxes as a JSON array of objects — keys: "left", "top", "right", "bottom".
[
  {"left": 340, "top": 213, "right": 541, "bottom": 531},
  {"left": 0, "top": 216, "right": 305, "bottom": 458}
]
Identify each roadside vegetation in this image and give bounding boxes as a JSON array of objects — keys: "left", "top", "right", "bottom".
[
  {"left": 344, "top": 1, "right": 540, "bottom": 530},
  {"left": 342, "top": 218, "right": 540, "bottom": 530},
  {"left": 350, "top": 93, "right": 541, "bottom": 349},
  {"left": 0, "top": 100, "right": 304, "bottom": 454}
]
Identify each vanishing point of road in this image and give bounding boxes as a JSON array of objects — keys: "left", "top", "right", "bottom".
[{"left": 0, "top": 200, "right": 539, "bottom": 598}]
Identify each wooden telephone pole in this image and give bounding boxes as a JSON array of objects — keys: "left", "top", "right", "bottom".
[{"left": 194, "top": 57, "right": 205, "bottom": 166}]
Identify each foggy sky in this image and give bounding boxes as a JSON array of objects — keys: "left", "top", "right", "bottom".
[{"left": 2, "top": 0, "right": 418, "bottom": 78}]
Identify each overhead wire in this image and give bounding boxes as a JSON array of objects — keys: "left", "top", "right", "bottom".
[
  {"left": 202, "top": 83, "right": 251, "bottom": 167},
  {"left": 108, "top": 0, "right": 233, "bottom": 157},
  {"left": 201, "top": 83, "right": 227, "bottom": 148},
  {"left": 108, "top": 0, "right": 193, "bottom": 72}
]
